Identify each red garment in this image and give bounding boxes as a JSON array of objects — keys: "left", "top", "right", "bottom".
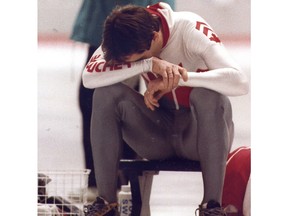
[{"left": 222, "top": 146, "right": 251, "bottom": 215}]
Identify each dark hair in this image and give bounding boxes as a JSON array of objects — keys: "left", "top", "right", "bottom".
[{"left": 102, "top": 5, "right": 160, "bottom": 63}]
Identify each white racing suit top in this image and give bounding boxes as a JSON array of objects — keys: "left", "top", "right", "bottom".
[{"left": 82, "top": 2, "right": 249, "bottom": 109}]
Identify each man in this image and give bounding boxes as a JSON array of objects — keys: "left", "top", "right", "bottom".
[
  {"left": 82, "top": 2, "right": 249, "bottom": 216},
  {"left": 70, "top": 0, "right": 175, "bottom": 188}
]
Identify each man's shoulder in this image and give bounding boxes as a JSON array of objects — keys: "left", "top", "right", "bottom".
[{"left": 173, "top": 10, "right": 206, "bottom": 26}]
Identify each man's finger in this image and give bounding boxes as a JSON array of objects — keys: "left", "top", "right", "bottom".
[
  {"left": 172, "top": 66, "right": 180, "bottom": 88},
  {"left": 161, "top": 71, "right": 169, "bottom": 89},
  {"left": 144, "top": 94, "right": 155, "bottom": 111},
  {"left": 179, "top": 67, "right": 188, "bottom": 81},
  {"left": 167, "top": 67, "right": 174, "bottom": 90},
  {"left": 144, "top": 90, "right": 159, "bottom": 110},
  {"left": 147, "top": 90, "right": 159, "bottom": 108}
]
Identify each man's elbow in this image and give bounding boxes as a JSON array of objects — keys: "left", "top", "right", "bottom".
[
  {"left": 237, "top": 74, "right": 250, "bottom": 95},
  {"left": 82, "top": 77, "right": 96, "bottom": 89}
]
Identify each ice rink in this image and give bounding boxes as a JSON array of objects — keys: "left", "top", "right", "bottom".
[{"left": 38, "top": 39, "right": 250, "bottom": 215}]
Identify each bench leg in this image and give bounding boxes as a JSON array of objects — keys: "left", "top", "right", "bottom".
[
  {"left": 128, "top": 171, "right": 158, "bottom": 216},
  {"left": 139, "top": 171, "right": 158, "bottom": 216},
  {"left": 128, "top": 171, "right": 142, "bottom": 216}
]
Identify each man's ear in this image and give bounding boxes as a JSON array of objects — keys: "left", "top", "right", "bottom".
[{"left": 153, "top": 31, "right": 159, "bottom": 41}]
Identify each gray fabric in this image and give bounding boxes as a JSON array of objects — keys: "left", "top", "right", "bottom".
[{"left": 90, "top": 83, "right": 234, "bottom": 204}]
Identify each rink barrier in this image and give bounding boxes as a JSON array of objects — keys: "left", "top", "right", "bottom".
[{"left": 119, "top": 158, "right": 201, "bottom": 216}]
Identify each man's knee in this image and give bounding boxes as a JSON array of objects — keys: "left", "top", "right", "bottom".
[
  {"left": 190, "top": 88, "right": 234, "bottom": 153},
  {"left": 189, "top": 88, "right": 232, "bottom": 116}
]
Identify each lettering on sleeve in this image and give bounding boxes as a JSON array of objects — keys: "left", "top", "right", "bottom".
[{"left": 85, "top": 54, "right": 132, "bottom": 73}]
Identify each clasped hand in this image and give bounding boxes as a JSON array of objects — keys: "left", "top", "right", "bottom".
[{"left": 144, "top": 57, "right": 188, "bottom": 110}]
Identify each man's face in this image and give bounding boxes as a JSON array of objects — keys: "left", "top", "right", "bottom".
[{"left": 124, "top": 31, "right": 162, "bottom": 63}]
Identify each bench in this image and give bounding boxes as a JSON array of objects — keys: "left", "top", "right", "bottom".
[{"left": 119, "top": 158, "right": 201, "bottom": 216}]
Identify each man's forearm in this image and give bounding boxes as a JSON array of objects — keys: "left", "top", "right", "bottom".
[{"left": 178, "top": 68, "right": 249, "bottom": 96}]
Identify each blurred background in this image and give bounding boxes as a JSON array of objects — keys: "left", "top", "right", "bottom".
[{"left": 38, "top": 0, "right": 250, "bottom": 215}]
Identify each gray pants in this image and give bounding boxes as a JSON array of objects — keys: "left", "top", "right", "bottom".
[{"left": 90, "top": 83, "right": 234, "bottom": 204}]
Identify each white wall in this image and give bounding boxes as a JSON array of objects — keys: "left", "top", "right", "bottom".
[
  {"left": 38, "top": 0, "right": 250, "bottom": 38},
  {"left": 175, "top": 0, "right": 250, "bottom": 37},
  {"left": 38, "top": 0, "right": 82, "bottom": 35}
]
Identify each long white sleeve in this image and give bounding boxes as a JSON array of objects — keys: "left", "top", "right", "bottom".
[
  {"left": 82, "top": 46, "right": 152, "bottom": 89},
  {"left": 179, "top": 39, "right": 249, "bottom": 96},
  {"left": 179, "top": 67, "right": 248, "bottom": 96}
]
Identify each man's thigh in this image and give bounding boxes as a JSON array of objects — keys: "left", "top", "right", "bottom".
[
  {"left": 119, "top": 97, "right": 177, "bottom": 160},
  {"left": 95, "top": 83, "right": 177, "bottom": 160}
]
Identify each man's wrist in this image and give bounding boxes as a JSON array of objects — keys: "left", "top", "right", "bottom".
[
  {"left": 144, "top": 57, "right": 153, "bottom": 72},
  {"left": 178, "top": 79, "right": 186, "bottom": 86},
  {"left": 178, "top": 76, "right": 191, "bottom": 86}
]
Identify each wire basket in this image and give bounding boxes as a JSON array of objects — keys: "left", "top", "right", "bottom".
[{"left": 38, "top": 169, "right": 90, "bottom": 216}]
